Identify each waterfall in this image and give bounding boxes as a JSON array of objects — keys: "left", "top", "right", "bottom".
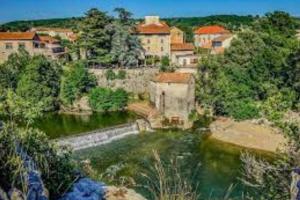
[{"left": 57, "top": 123, "right": 139, "bottom": 151}]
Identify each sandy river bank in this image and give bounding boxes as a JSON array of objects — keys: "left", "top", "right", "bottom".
[{"left": 209, "top": 118, "right": 287, "bottom": 153}]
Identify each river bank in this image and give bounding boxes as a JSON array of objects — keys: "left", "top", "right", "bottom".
[{"left": 209, "top": 117, "right": 287, "bottom": 153}]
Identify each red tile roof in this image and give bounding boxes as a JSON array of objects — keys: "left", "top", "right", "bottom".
[
  {"left": 136, "top": 21, "right": 170, "bottom": 34},
  {"left": 33, "top": 27, "right": 73, "bottom": 33},
  {"left": 171, "top": 43, "right": 195, "bottom": 51},
  {"left": 0, "top": 32, "right": 37, "bottom": 40},
  {"left": 194, "top": 25, "right": 230, "bottom": 35},
  {"left": 38, "top": 35, "right": 59, "bottom": 44},
  {"left": 153, "top": 73, "right": 193, "bottom": 84}
]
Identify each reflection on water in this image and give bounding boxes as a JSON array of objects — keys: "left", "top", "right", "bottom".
[
  {"left": 76, "top": 130, "right": 273, "bottom": 199},
  {"left": 33, "top": 111, "right": 138, "bottom": 139}
]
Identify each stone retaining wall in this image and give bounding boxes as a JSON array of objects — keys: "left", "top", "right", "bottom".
[{"left": 89, "top": 68, "right": 159, "bottom": 94}]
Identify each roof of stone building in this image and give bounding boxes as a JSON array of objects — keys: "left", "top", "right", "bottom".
[
  {"left": 153, "top": 73, "right": 193, "bottom": 84},
  {"left": 212, "top": 34, "right": 233, "bottom": 42},
  {"left": 171, "top": 43, "right": 195, "bottom": 51},
  {"left": 0, "top": 32, "right": 37, "bottom": 40},
  {"left": 136, "top": 21, "right": 170, "bottom": 34},
  {"left": 32, "top": 27, "right": 73, "bottom": 33},
  {"left": 194, "top": 25, "right": 230, "bottom": 35},
  {"left": 38, "top": 35, "right": 59, "bottom": 44}
]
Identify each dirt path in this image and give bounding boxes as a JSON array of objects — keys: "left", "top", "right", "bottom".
[{"left": 209, "top": 118, "right": 287, "bottom": 153}]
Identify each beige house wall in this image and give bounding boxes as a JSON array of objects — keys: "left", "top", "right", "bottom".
[
  {"left": 149, "top": 78, "right": 195, "bottom": 128},
  {"left": 170, "top": 27, "right": 184, "bottom": 44},
  {"left": 194, "top": 33, "right": 223, "bottom": 48},
  {"left": 0, "top": 39, "right": 36, "bottom": 63},
  {"left": 170, "top": 50, "right": 194, "bottom": 64},
  {"left": 0, "top": 38, "right": 64, "bottom": 63},
  {"left": 138, "top": 34, "right": 170, "bottom": 57}
]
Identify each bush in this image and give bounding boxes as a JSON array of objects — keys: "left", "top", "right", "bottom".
[
  {"left": 226, "top": 99, "right": 260, "bottom": 120},
  {"left": 0, "top": 124, "right": 77, "bottom": 199},
  {"left": 117, "top": 70, "right": 126, "bottom": 79},
  {"left": 60, "top": 62, "right": 97, "bottom": 105},
  {"left": 88, "top": 87, "right": 128, "bottom": 112},
  {"left": 105, "top": 69, "right": 117, "bottom": 80}
]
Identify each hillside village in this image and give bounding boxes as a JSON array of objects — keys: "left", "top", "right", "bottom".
[
  {"left": 0, "top": 6, "right": 300, "bottom": 200},
  {"left": 0, "top": 15, "right": 237, "bottom": 129}
]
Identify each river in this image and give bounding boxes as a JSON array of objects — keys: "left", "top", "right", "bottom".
[{"left": 35, "top": 112, "right": 272, "bottom": 199}]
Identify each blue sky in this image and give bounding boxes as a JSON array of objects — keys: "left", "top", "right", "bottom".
[{"left": 0, "top": 0, "right": 299, "bottom": 24}]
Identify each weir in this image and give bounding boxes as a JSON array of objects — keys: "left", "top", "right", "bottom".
[{"left": 57, "top": 123, "right": 140, "bottom": 151}]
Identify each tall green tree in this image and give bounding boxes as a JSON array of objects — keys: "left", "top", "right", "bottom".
[
  {"left": 16, "top": 55, "right": 61, "bottom": 111},
  {"left": 109, "top": 8, "right": 143, "bottom": 67},
  {"left": 60, "top": 62, "right": 97, "bottom": 105},
  {"left": 77, "top": 8, "right": 112, "bottom": 65}
]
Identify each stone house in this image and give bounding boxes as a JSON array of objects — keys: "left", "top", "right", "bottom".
[
  {"left": 149, "top": 72, "right": 195, "bottom": 129},
  {"left": 31, "top": 27, "right": 76, "bottom": 41},
  {"left": 211, "top": 34, "right": 234, "bottom": 54},
  {"left": 170, "top": 43, "right": 197, "bottom": 67},
  {"left": 170, "top": 27, "right": 184, "bottom": 44},
  {"left": 136, "top": 16, "right": 198, "bottom": 68},
  {"left": 194, "top": 25, "right": 230, "bottom": 49},
  {"left": 136, "top": 16, "right": 171, "bottom": 58},
  {"left": 0, "top": 32, "right": 65, "bottom": 63}
]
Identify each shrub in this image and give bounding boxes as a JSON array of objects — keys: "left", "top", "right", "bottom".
[
  {"left": 117, "top": 70, "right": 126, "bottom": 79},
  {"left": 105, "top": 69, "right": 117, "bottom": 80},
  {"left": 60, "top": 62, "right": 97, "bottom": 105},
  {"left": 88, "top": 87, "right": 128, "bottom": 112}
]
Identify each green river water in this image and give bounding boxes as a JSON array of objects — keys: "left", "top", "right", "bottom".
[{"left": 36, "top": 112, "right": 272, "bottom": 199}]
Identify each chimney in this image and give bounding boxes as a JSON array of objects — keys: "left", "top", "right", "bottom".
[{"left": 145, "top": 16, "right": 160, "bottom": 25}]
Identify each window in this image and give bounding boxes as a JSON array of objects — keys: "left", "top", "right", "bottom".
[
  {"left": 147, "top": 39, "right": 151, "bottom": 44},
  {"left": 33, "top": 42, "right": 39, "bottom": 48},
  {"left": 161, "top": 39, "right": 164, "bottom": 44},
  {"left": 147, "top": 47, "right": 150, "bottom": 51},
  {"left": 5, "top": 43, "right": 13, "bottom": 50},
  {"left": 161, "top": 47, "right": 164, "bottom": 52},
  {"left": 18, "top": 43, "right": 26, "bottom": 49}
]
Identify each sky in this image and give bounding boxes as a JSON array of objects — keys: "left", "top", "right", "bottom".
[{"left": 0, "top": 0, "right": 300, "bottom": 24}]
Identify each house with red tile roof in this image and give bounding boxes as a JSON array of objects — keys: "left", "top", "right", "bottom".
[
  {"left": 149, "top": 72, "right": 195, "bottom": 129},
  {"left": 211, "top": 34, "right": 234, "bottom": 54},
  {"left": 194, "top": 25, "right": 231, "bottom": 49},
  {"left": 136, "top": 16, "right": 198, "bottom": 67},
  {"left": 136, "top": 16, "right": 171, "bottom": 58},
  {"left": 0, "top": 32, "right": 65, "bottom": 63},
  {"left": 31, "top": 27, "right": 76, "bottom": 41}
]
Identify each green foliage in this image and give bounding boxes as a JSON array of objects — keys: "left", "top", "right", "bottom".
[
  {"left": 254, "top": 11, "right": 297, "bottom": 37},
  {"left": 0, "top": 51, "right": 61, "bottom": 115},
  {"left": 16, "top": 55, "right": 61, "bottom": 111},
  {"left": 105, "top": 69, "right": 127, "bottom": 80},
  {"left": 60, "top": 62, "right": 97, "bottom": 105},
  {"left": 0, "top": 124, "right": 77, "bottom": 199},
  {"left": 197, "top": 11, "right": 300, "bottom": 120},
  {"left": 88, "top": 87, "right": 128, "bottom": 112},
  {"left": 77, "top": 8, "right": 112, "bottom": 65},
  {"left": 105, "top": 69, "right": 117, "bottom": 80},
  {"left": 117, "top": 70, "right": 126, "bottom": 79},
  {"left": 159, "top": 56, "right": 175, "bottom": 72}
]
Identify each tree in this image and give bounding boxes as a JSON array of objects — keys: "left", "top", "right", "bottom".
[
  {"left": 197, "top": 12, "right": 300, "bottom": 120},
  {"left": 16, "top": 55, "right": 61, "bottom": 111},
  {"left": 88, "top": 87, "right": 128, "bottom": 112},
  {"left": 254, "top": 11, "right": 297, "bottom": 37},
  {"left": 0, "top": 124, "right": 77, "bottom": 199},
  {"left": 60, "top": 62, "right": 97, "bottom": 105},
  {"left": 109, "top": 8, "right": 143, "bottom": 67},
  {"left": 77, "top": 8, "right": 112, "bottom": 65}
]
